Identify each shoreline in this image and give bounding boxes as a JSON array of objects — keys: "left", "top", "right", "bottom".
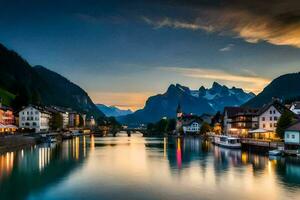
[{"left": 0, "top": 135, "right": 38, "bottom": 153}]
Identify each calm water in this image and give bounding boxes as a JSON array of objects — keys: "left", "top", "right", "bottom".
[{"left": 1, "top": 133, "right": 300, "bottom": 200}]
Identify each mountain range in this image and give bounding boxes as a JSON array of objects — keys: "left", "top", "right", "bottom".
[
  {"left": 118, "top": 82, "right": 255, "bottom": 124},
  {"left": 244, "top": 72, "right": 300, "bottom": 108},
  {"left": 96, "top": 104, "right": 133, "bottom": 117},
  {"left": 0, "top": 43, "right": 104, "bottom": 118}
]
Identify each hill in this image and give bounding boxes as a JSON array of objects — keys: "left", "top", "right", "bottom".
[
  {"left": 0, "top": 43, "right": 104, "bottom": 118},
  {"left": 244, "top": 72, "right": 300, "bottom": 108}
]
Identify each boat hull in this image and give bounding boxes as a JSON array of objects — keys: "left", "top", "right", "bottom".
[{"left": 213, "top": 141, "right": 241, "bottom": 149}]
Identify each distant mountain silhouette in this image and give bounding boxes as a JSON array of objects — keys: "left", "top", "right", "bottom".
[
  {"left": 118, "top": 82, "right": 254, "bottom": 124},
  {"left": 244, "top": 72, "right": 300, "bottom": 108},
  {"left": 0, "top": 43, "right": 104, "bottom": 118},
  {"left": 96, "top": 104, "right": 132, "bottom": 117}
]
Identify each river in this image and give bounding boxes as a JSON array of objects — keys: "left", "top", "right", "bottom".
[{"left": 0, "top": 133, "right": 300, "bottom": 200}]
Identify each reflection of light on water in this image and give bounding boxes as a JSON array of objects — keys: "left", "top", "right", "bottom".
[
  {"left": 75, "top": 137, "right": 79, "bottom": 160},
  {"left": 90, "top": 135, "right": 95, "bottom": 151},
  {"left": 0, "top": 152, "right": 14, "bottom": 180},
  {"left": 163, "top": 137, "right": 167, "bottom": 159},
  {"left": 39, "top": 148, "right": 51, "bottom": 172},
  {"left": 242, "top": 152, "right": 248, "bottom": 164},
  {"left": 177, "top": 138, "right": 182, "bottom": 169},
  {"left": 83, "top": 136, "right": 86, "bottom": 157}
]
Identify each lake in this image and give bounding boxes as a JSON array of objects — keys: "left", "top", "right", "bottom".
[{"left": 1, "top": 133, "right": 300, "bottom": 200}]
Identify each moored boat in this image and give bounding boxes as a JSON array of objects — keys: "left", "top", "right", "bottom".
[
  {"left": 268, "top": 149, "right": 283, "bottom": 156},
  {"left": 212, "top": 135, "right": 241, "bottom": 149}
]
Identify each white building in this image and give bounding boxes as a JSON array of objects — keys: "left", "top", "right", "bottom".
[
  {"left": 183, "top": 121, "right": 201, "bottom": 134},
  {"left": 258, "top": 103, "right": 282, "bottom": 132},
  {"left": 19, "top": 105, "right": 51, "bottom": 132},
  {"left": 284, "top": 121, "right": 300, "bottom": 152},
  {"left": 290, "top": 102, "right": 300, "bottom": 115}
]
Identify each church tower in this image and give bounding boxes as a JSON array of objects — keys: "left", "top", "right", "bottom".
[
  {"left": 176, "top": 103, "right": 183, "bottom": 132},
  {"left": 176, "top": 103, "right": 183, "bottom": 118}
]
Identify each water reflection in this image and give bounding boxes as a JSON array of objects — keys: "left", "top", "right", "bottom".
[
  {"left": 0, "top": 136, "right": 95, "bottom": 200},
  {"left": 0, "top": 134, "right": 300, "bottom": 200}
]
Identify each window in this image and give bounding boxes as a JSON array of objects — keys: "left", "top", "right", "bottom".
[
  {"left": 22, "top": 117, "right": 25, "bottom": 120},
  {"left": 262, "top": 117, "right": 265, "bottom": 121},
  {"left": 270, "top": 110, "right": 272, "bottom": 114},
  {"left": 270, "top": 117, "right": 272, "bottom": 121},
  {"left": 32, "top": 122, "right": 37, "bottom": 126},
  {"left": 270, "top": 123, "right": 272, "bottom": 128},
  {"left": 274, "top": 116, "right": 278, "bottom": 121},
  {"left": 273, "top": 110, "right": 276, "bottom": 114},
  {"left": 274, "top": 123, "right": 277, "bottom": 127},
  {"left": 263, "top": 124, "right": 266, "bottom": 128},
  {"left": 35, "top": 111, "right": 38, "bottom": 114}
]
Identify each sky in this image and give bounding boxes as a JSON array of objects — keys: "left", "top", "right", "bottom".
[{"left": 1, "top": 0, "right": 300, "bottom": 111}]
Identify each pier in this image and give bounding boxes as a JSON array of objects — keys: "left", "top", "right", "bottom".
[{"left": 241, "top": 138, "right": 284, "bottom": 150}]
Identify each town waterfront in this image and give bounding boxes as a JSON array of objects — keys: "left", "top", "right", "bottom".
[{"left": 1, "top": 133, "right": 300, "bottom": 200}]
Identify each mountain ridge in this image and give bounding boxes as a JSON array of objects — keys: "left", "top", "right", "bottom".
[
  {"left": 118, "top": 82, "right": 255, "bottom": 124},
  {"left": 96, "top": 104, "right": 133, "bottom": 117}
]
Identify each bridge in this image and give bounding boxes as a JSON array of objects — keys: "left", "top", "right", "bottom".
[{"left": 116, "top": 128, "right": 147, "bottom": 137}]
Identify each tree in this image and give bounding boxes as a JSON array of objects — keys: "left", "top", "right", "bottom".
[
  {"left": 50, "top": 113, "right": 63, "bottom": 131},
  {"left": 79, "top": 115, "right": 84, "bottom": 127},
  {"left": 276, "top": 111, "right": 296, "bottom": 138},
  {"left": 167, "top": 118, "right": 176, "bottom": 132},
  {"left": 200, "top": 122, "right": 211, "bottom": 135}
]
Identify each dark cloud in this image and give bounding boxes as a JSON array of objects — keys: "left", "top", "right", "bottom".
[{"left": 143, "top": 0, "right": 300, "bottom": 47}]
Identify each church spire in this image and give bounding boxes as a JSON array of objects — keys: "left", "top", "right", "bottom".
[{"left": 176, "top": 103, "right": 183, "bottom": 118}]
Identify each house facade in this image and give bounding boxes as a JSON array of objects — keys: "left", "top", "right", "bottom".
[
  {"left": 284, "top": 121, "right": 300, "bottom": 151},
  {"left": 19, "top": 105, "right": 51, "bottom": 132},
  {"left": 183, "top": 121, "right": 201, "bottom": 134},
  {"left": 258, "top": 105, "right": 281, "bottom": 132},
  {"left": 223, "top": 107, "right": 258, "bottom": 137},
  {"left": 0, "top": 104, "right": 16, "bottom": 134},
  {"left": 176, "top": 103, "right": 203, "bottom": 134}
]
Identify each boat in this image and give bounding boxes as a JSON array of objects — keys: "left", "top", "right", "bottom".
[
  {"left": 268, "top": 149, "right": 282, "bottom": 156},
  {"left": 212, "top": 135, "right": 241, "bottom": 149}
]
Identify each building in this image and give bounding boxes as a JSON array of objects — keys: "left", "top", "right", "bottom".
[
  {"left": 69, "top": 112, "right": 80, "bottom": 128},
  {"left": 182, "top": 121, "right": 201, "bottom": 134},
  {"left": 258, "top": 100, "right": 293, "bottom": 132},
  {"left": 19, "top": 105, "right": 51, "bottom": 132},
  {"left": 176, "top": 103, "right": 203, "bottom": 134},
  {"left": 284, "top": 121, "right": 300, "bottom": 153},
  {"left": 223, "top": 107, "right": 259, "bottom": 137},
  {"left": 290, "top": 102, "right": 300, "bottom": 115},
  {"left": 0, "top": 104, "right": 16, "bottom": 134}
]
